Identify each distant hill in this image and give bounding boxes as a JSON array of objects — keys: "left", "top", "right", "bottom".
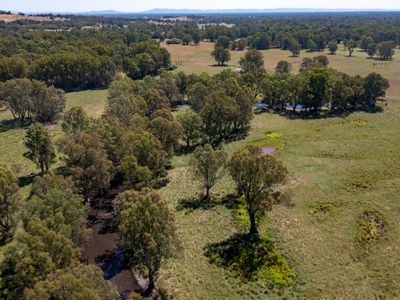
[{"left": 73, "top": 8, "right": 393, "bottom": 17}]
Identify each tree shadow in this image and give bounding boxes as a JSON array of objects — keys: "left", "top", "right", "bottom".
[
  {"left": 0, "top": 118, "right": 32, "bottom": 131},
  {"left": 18, "top": 172, "right": 39, "bottom": 188},
  {"left": 275, "top": 106, "right": 383, "bottom": 120},
  {"left": 204, "top": 233, "right": 275, "bottom": 281},
  {"left": 176, "top": 196, "right": 215, "bottom": 212},
  {"left": 177, "top": 193, "right": 241, "bottom": 213}
]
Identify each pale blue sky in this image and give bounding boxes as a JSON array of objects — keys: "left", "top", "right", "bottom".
[{"left": 1, "top": 0, "right": 399, "bottom": 13}]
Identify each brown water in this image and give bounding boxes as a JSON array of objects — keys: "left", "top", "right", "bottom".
[{"left": 83, "top": 200, "right": 141, "bottom": 298}]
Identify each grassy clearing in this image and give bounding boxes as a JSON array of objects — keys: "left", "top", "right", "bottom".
[
  {"left": 162, "top": 42, "right": 400, "bottom": 100},
  {"left": 159, "top": 100, "right": 400, "bottom": 299},
  {"left": 0, "top": 89, "right": 107, "bottom": 195}
]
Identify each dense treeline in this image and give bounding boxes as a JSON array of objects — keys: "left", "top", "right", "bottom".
[
  {"left": 160, "top": 13, "right": 400, "bottom": 60},
  {"left": 0, "top": 29, "right": 171, "bottom": 91},
  {"left": 261, "top": 56, "right": 389, "bottom": 112}
]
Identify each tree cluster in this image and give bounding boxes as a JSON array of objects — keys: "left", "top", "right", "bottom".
[
  {"left": 0, "top": 172, "right": 119, "bottom": 299},
  {"left": 0, "top": 78, "right": 65, "bottom": 124}
]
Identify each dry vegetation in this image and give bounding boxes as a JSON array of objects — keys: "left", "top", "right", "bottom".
[{"left": 0, "top": 14, "right": 66, "bottom": 23}]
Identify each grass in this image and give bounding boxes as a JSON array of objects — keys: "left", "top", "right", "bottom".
[
  {"left": 162, "top": 41, "right": 400, "bottom": 100},
  {"left": 0, "top": 89, "right": 107, "bottom": 195},
  {"left": 158, "top": 100, "right": 400, "bottom": 299},
  {"left": 1, "top": 46, "right": 400, "bottom": 298}
]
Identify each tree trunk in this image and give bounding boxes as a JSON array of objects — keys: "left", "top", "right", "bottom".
[
  {"left": 205, "top": 186, "right": 210, "bottom": 200},
  {"left": 144, "top": 272, "right": 155, "bottom": 296},
  {"left": 249, "top": 211, "right": 258, "bottom": 235}
]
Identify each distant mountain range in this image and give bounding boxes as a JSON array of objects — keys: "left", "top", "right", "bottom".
[
  {"left": 74, "top": 8, "right": 396, "bottom": 16},
  {"left": 19, "top": 8, "right": 399, "bottom": 17}
]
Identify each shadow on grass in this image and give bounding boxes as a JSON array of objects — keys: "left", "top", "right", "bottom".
[
  {"left": 18, "top": 172, "right": 39, "bottom": 188},
  {"left": 272, "top": 106, "right": 384, "bottom": 120},
  {"left": 176, "top": 193, "right": 241, "bottom": 213},
  {"left": 204, "top": 233, "right": 273, "bottom": 281},
  {"left": 204, "top": 233, "right": 296, "bottom": 286},
  {"left": 176, "top": 196, "right": 215, "bottom": 212}
]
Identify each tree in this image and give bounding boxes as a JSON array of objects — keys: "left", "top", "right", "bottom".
[
  {"left": 24, "top": 173, "right": 90, "bottom": 248},
  {"left": 328, "top": 41, "right": 338, "bottom": 55},
  {"left": 0, "top": 56, "right": 27, "bottom": 82},
  {"left": 377, "top": 41, "right": 396, "bottom": 60},
  {"left": 275, "top": 60, "right": 292, "bottom": 74},
  {"left": 149, "top": 110, "right": 182, "bottom": 155},
  {"left": 363, "top": 73, "right": 389, "bottom": 108},
  {"left": 190, "top": 144, "right": 227, "bottom": 199},
  {"left": 211, "top": 46, "right": 231, "bottom": 66},
  {"left": 360, "top": 36, "right": 374, "bottom": 52},
  {"left": 24, "top": 123, "right": 56, "bottom": 174},
  {"left": 118, "top": 189, "right": 178, "bottom": 296},
  {"left": 228, "top": 147, "right": 287, "bottom": 234},
  {"left": 31, "top": 84, "right": 65, "bottom": 123},
  {"left": 367, "top": 43, "right": 377, "bottom": 58},
  {"left": 0, "top": 220, "right": 80, "bottom": 299},
  {"left": 58, "top": 132, "right": 112, "bottom": 201},
  {"left": 239, "top": 49, "right": 265, "bottom": 99},
  {"left": 216, "top": 35, "right": 231, "bottom": 49},
  {"left": 307, "top": 39, "right": 317, "bottom": 52},
  {"left": 181, "top": 34, "right": 192, "bottom": 45},
  {"left": 1, "top": 78, "right": 33, "bottom": 125},
  {"left": 188, "top": 82, "right": 209, "bottom": 113},
  {"left": 177, "top": 110, "right": 203, "bottom": 148},
  {"left": 119, "top": 130, "right": 167, "bottom": 178},
  {"left": 200, "top": 90, "right": 238, "bottom": 142},
  {"left": 239, "top": 49, "right": 265, "bottom": 77},
  {"left": 303, "top": 68, "right": 332, "bottom": 110},
  {"left": 62, "top": 106, "right": 90, "bottom": 134},
  {"left": 1, "top": 79, "right": 65, "bottom": 125},
  {"left": 237, "top": 38, "right": 247, "bottom": 51},
  {"left": 24, "top": 263, "right": 119, "bottom": 300},
  {"left": 0, "top": 167, "right": 20, "bottom": 245},
  {"left": 117, "top": 155, "right": 152, "bottom": 190},
  {"left": 344, "top": 40, "right": 357, "bottom": 57},
  {"left": 247, "top": 33, "right": 271, "bottom": 50},
  {"left": 289, "top": 40, "right": 301, "bottom": 57},
  {"left": 192, "top": 31, "right": 201, "bottom": 45}
]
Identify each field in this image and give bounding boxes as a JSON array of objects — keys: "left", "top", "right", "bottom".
[
  {"left": 162, "top": 41, "right": 400, "bottom": 101},
  {"left": 1, "top": 46, "right": 400, "bottom": 299},
  {"left": 0, "top": 14, "right": 66, "bottom": 23}
]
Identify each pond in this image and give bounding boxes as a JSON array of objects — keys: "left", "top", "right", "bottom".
[{"left": 260, "top": 146, "right": 276, "bottom": 155}]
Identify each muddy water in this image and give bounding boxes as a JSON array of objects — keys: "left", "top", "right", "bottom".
[{"left": 83, "top": 200, "right": 141, "bottom": 298}]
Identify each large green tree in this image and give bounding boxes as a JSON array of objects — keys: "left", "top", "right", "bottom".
[
  {"left": 211, "top": 46, "right": 231, "bottom": 66},
  {"left": 228, "top": 147, "right": 287, "bottom": 234},
  {"left": 363, "top": 72, "right": 390, "bottom": 108},
  {"left": 0, "top": 167, "right": 20, "bottom": 245},
  {"left": 177, "top": 110, "right": 204, "bottom": 148},
  {"left": 118, "top": 189, "right": 179, "bottom": 296},
  {"left": 24, "top": 264, "right": 119, "bottom": 300},
  {"left": 58, "top": 132, "right": 112, "bottom": 201},
  {"left": 24, "top": 123, "right": 56, "bottom": 174},
  {"left": 62, "top": 106, "right": 90, "bottom": 134},
  {"left": 190, "top": 144, "right": 227, "bottom": 199}
]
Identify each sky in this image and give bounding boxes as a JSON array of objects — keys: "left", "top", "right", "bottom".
[{"left": 1, "top": 0, "right": 400, "bottom": 13}]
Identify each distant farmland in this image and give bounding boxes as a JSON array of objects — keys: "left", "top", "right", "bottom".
[{"left": 0, "top": 13, "right": 66, "bottom": 23}]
